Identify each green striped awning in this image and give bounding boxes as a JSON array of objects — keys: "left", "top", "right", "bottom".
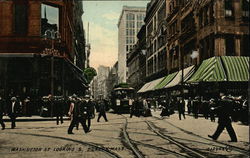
[
  {"left": 154, "top": 72, "right": 178, "bottom": 90},
  {"left": 187, "top": 57, "right": 227, "bottom": 82},
  {"left": 187, "top": 56, "right": 249, "bottom": 83},
  {"left": 221, "top": 56, "right": 249, "bottom": 82}
]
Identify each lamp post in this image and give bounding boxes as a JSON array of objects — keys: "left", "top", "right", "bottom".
[{"left": 43, "top": 29, "right": 61, "bottom": 117}]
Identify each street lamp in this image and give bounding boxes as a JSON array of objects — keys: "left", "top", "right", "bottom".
[{"left": 42, "top": 29, "right": 61, "bottom": 117}]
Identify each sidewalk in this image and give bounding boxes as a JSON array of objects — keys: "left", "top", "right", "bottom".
[
  {"left": 2, "top": 115, "right": 70, "bottom": 122},
  {"left": 151, "top": 110, "right": 249, "bottom": 143}
]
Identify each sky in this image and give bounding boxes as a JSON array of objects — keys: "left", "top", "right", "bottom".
[{"left": 82, "top": 0, "right": 149, "bottom": 69}]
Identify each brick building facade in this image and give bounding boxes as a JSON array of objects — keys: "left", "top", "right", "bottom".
[
  {"left": 0, "top": 0, "right": 87, "bottom": 100},
  {"left": 143, "top": 0, "right": 249, "bottom": 81}
]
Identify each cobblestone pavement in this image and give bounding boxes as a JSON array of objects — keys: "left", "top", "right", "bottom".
[{"left": 0, "top": 111, "right": 249, "bottom": 158}]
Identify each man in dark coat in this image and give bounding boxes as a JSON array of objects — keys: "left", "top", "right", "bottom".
[
  {"left": 8, "top": 97, "right": 20, "bottom": 129},
  {"left": 67, "top": 97, "right": 89, "bottom": 134},
  {"left": 97, "top": 99, "right": 108, "bottom": 122},
  {"left": 130, "top": 99, "right": 136, "bottom": 118},
  {"left": 208, "top": 95, "right": 237, "bottom": 142},
  {"left": 209, "top": 98, "right": 216, "bottom": 122},
  {"left": 85, "top": 95, "right": 95, "bottom": 131},
  {"left": 54, "top": 97, "right": 64, "bottom": 125},
  {"left": 0, "top": 96, "right": 6, "bottom": 130},
  {"left": 178, "top": 99, "right": 185, "bottom": 120},
  {"left": 202, "top": 99, "right": 210, "bottom": 119},
  {"left": 192, "top": 96, "right": 199, "bottom": 119},
  {"left": 160, "top": 100, "right": 169, "bottom": 117},
  {"left": 187, "top": 97, "right": 192, "bottom": 114}
]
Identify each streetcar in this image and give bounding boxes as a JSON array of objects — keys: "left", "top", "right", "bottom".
[{"left": 110, "top": 87, "right": 135, "bottom": 113}]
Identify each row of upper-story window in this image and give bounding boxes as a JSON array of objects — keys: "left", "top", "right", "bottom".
[
  {"left": 147, "top": 48, "right": 166, "bottom": 75},
  {"left": 126, "top": 13, "right": 145, "bottom": 21},
  {"left": 224, "top": 0, "right": 249, "bottom": 17},
  {"left": 9, "top": 3, "right": 60, "bottom": 36},
  {"left": 126, "top": 37, "right": 135, "bottom": 45},
  {"left": 126, "top": 44, "right": 135, "bottom": 53},
  {"left": 128, "top": 58, "right": 139, "bottom": 77},
  {"left": 126, "top": 21, "right": 145, "bottom": 29},
  {"left": 147, "top": 35, "right": 166, "bottom": 57},
  {"left": 167, "top": 0, "right": 250, "bottom": 37},
  {"left": 146, "top": 1, "right": 166, "bottom": 37}
]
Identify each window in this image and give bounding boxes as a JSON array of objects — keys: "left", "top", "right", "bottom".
[
  {"left": 158, "top": 2, "right": 166, "bottom": 21},
  {"left": 137, "top": 14, "right": 143, "bottom": 21},
  {"left": 225, "top": 0, "right": 234, "bottom": 17},
  {"left": 126, "top": 13, "right": 135, "bottom": 20},
  {"left": 225, "top": 35, "right": 235, "bottom": 56},
  {"left": 41, "top": 4, "right": 59, "bottom": 36},
  {"left": 241, "top": 35, "right": 249, "bottom": 56},
  {"left": 126, "top": 45, "right": 129, "bottom": 52},
  {"left": 127, "top": 21, "right": 134, "bottom": 28},
  {"left": 14, "top": 1, "right": 28, "bottom": 35},
  {"left": 209, "top": 4, "right": 214, "bottom": 24},
  {"left": 242, "top": 0, "right": 249, "bottom": 17}
]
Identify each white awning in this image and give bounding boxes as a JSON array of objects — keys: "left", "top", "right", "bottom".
[
  {"left": 137, "top": 77, "right": 164, "bottom": 93},
  {"left": 165, "top": 65, "right": 195, "bottom": 88},
  {"left": 144, "top": 77, "right": 165, "bottom": 92},
  {"left": 137, "top": 82, "right": 152, "bottom": 93}
]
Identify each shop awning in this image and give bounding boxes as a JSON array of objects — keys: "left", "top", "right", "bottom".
[
  {"left": 64, "top": 58, "right": 88, "bottom": 88},
  {"left": 144, "top": 77, "right": 165, "bottom": 92},
  {"left": 137, "top": 77, "right": 165, "bottom": 93},
  {"left": 154, "top": 72, "right": 178, "bottom": 90},
  {"left": 137, "top": 82, "right": 152, "bottom": 93},
  {"left": 165, "top": 65, "right": 195, "bottom": 88},
  {"left": 221, "top": 56, "right": 249, "bottom": 81},
  {"left": 187, "top": 56, "right": 249, "bottom": 83}
]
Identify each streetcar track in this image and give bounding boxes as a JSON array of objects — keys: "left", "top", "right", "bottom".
[
  {"left": 120, "top": 115, "right": 145, "bottom": 158},
  {"left": 152, "top": 116, "right": 250, "bottom": 156},
  {"left": 145, "top": 120, "right": 208, "bottom": 158},
  {"left": 9, "top": 132, "right": 121, "bottom": 158},
  {"left": 131, "top": 140, "right": 190, "bottom": 158},
  {"left": 85, "top": 129, "right": 190, "bottom": 157}
]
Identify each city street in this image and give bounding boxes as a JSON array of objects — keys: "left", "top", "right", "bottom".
[{"left": 0, "top": 111, "right": 249, "bottom": 158}]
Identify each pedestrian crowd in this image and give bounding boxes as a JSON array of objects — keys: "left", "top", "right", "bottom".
[
  {"left": 129, "top": 92, "right": 248, "bottom": 142},
  {"left": 0, "top": 92, "right": 248, "bottom": 143}
]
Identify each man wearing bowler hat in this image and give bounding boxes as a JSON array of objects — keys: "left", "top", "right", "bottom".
[{"left": 8, "top": 97, "right": 20, "bottom": 129}]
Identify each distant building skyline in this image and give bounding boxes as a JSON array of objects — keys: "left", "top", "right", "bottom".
[{"left": 82, "top": 1, "right": 149, "bottom": 70}]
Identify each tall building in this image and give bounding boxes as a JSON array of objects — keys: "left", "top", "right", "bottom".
[
  {"left": 145, "top": 0, "right": 167, "bottom": 81},
  {"left": 96, "top": 66, "right": 110, "bottom": 100},
  {"left": 127, "top": 25, "right": 147, "bottom": 91},
  {"left": 117, "top": 6, "right": 146, "bottom": 83},
  {"left": 107, "top": 61, "right": 119, "bottom": 94}
]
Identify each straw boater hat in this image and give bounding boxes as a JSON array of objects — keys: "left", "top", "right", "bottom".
[{"left": 11, "top": 97, "right": 17, "bottom": 101}]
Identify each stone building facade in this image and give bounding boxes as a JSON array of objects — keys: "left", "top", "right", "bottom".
[
  {"left": 117, "top": 6, "right": 146, "bottom": 83},
  {"left": 127, "top": 25, "right": 147, "bottom": 91},
  {"left": 145, "top": 0, "right": 168, "bottom": 81},
  {"left": 166, "top": 0, "right": 249, "bottom": 73}
]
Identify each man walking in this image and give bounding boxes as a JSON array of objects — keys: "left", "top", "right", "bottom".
[
  {"left": 208, "top": 94, "right": 237, "bottom": 142},
  {"left": 97, "top": 99, "right": 108, "bottom": 122},
  {"left": 178, "top": 99, "right": 185, "bottom": 120},
  {"left": 85, "top": 95, "right": 94, "bottom": 131},
  {"left": 0, "top": 96, "right": 6, "bottom": 130},
  {"left": 55, "top": 97, "right": 64, "bottom": 125},
  {"left": 68, "top": 96, "right": 89, "bottom": 134},
  {"left": 8, "top": 97, "right": 20, "bottom": 129}
]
